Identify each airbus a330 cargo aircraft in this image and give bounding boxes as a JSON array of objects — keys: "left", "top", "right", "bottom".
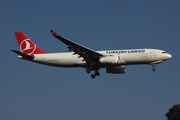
[{"left": 11, "top": 30, "right": 172, "bottom": 78}]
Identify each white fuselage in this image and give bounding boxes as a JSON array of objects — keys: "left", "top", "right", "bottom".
[{"left": 23, "top": 49, "right": 171, "bottom": 68}]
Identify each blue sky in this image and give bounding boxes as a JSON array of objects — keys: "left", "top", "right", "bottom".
[{"left": 0, "top": 0, "right": 179, "bottom": 120}]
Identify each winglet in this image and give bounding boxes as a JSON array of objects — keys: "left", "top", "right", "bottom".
[{"left": 50, "top": 30, "right": 58, "bottom": 36}]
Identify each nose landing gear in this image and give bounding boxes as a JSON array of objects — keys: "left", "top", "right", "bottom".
[{"left": 152, "top": 64, "right": 156, "bottom": 71}]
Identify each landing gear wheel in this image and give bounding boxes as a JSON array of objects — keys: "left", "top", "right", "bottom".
[
  {"left": 95, "top": 71, "right": 100, "bottom": 76},
  {"left": 91, "top": 74, "right": 95, "bottom": 79},
  {"left": 86, "top": 69, "right": 91, "bottom": 74},
  {"left": 152, "top": 64, "right": 156, "bottom": 71}
]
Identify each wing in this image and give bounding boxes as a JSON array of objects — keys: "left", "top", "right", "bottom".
[{"left": 50, "top": 30, "right": 103, "bottom": 63}]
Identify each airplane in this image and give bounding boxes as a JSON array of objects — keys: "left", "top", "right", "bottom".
[{"left": 11, "top": 30, "right": 172, "bottom": 78}]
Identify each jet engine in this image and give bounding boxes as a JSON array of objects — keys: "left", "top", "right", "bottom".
[
  {"left": 106, "top": 66, "right": 126, "bottom": 74},
  {"left": 99, "top": 56, "right": 120, "bottom": 65}
]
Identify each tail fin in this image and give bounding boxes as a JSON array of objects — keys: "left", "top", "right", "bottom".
[{"left": 14, "top": 32, "right": 47, "bottom": 54}]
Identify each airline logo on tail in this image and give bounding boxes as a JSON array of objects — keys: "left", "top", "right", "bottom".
[
  {"left": 20, "top": 39, "right": 36, "bottom": 54},
  {"left": 15, "top": 32, "right": 47, "bottom": 54}
]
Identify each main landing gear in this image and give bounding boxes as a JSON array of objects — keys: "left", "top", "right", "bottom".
[
  {"left": 86, "top": 68, "right": 100, "bottom": 79},
  {"left": 152, "top": 64, "right": 156, "bottom": 71}
]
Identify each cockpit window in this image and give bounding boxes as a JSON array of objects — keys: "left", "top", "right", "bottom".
[{"left": 162, "top": 51, "right": 167, "bottom": 53}]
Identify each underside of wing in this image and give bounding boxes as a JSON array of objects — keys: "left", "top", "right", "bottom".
[{"left": 50, "top": 30, "right": 103, "bottom": 63}]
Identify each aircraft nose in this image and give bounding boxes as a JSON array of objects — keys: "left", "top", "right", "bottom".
[
  {"left": 163, "top": 53, "right": 172, "bottom": 60},
  {"left": 168, "top": 54, "right": 172, "bottom": 59}
]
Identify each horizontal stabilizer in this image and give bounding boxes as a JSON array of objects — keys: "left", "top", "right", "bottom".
[{"left": 11, "top": 49, "right": 34, "bottom": 60}]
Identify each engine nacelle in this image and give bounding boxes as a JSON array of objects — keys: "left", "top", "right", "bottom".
[
  {"left": 99, "top": 56, "right": 120, "bottom": 65},
  {"left": 106, "top": 66, "right": 126, "bottom": 74}
]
